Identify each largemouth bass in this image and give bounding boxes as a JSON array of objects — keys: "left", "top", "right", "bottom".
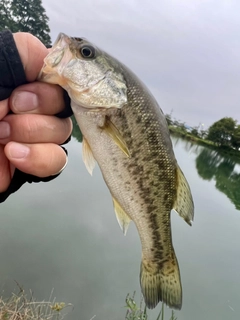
[{"left": 38, "top": 33, "right": 194, "bottom": 310}]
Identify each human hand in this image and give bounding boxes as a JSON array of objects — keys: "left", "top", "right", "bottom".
[{"left": 0, "top": 32, "right": 72, "bottom": 193}]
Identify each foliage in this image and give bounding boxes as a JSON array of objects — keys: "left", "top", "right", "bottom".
[
  {"left": 0, "top": 1, "right": 13, "bottom": 31},
  {"left": 0, "top": 0, "right": 51, "bottom": 46},
  {"left": 0, "top": 286, "right": 73, "bottom": 320},
  {"left": 191, "top": 127, "right": 199, "bottom": 137},
  {"left": 178, "top": 122, "right": 187, "bottom": 133},
  {"left": 165, "top": 114, "right": 173, "bottom": 126},
  {"left": 207, "top": 117, "right": 237, "bottom": 147},
  {"left": 199, "top": 129, "right": 208, "bottom": 139},
  {"left": 125, "top": 292, "right": 177, "bottom": 320},
  {"left": 196, "top": 148, "right": 240, "bottom": 210},
  {"left": 166, "top": 112, "right": 240, "bottom": 151},
  {"left": 231, "top": 125, "right": 240, "bottom": 149}
]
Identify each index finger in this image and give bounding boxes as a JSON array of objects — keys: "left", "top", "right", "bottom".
[{"left": 13, "top": 32, "right": 48, "bottom": 82}]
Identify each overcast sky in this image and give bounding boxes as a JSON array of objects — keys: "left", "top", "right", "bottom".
[{"left": 42, "top": 0, "right": 240, "bottom": 129}]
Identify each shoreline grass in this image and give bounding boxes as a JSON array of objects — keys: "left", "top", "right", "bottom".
[
  {"left": 125, "top": 292, "right": 177, "bottom": 320},
  {"left": 169, "top": 126, "right": 240, "bottom": 160},
  {"left": 0, "top": 286, "right": 73, "bottom": 320},
  {"left": 0, "top": 286, "right": 176, "bottom": 320}
]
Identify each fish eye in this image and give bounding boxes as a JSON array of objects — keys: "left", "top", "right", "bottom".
[{"left": 80, "top": 45, "right": 95, "bottom": 59}]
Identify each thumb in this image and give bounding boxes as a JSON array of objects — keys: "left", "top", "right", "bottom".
[{"left": 13, "top": 32, "right": 49, "bottom": 82}]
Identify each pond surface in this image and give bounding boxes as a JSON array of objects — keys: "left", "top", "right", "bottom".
[{"left": 1, "top": 132, "right": 240, "bottom": 320}]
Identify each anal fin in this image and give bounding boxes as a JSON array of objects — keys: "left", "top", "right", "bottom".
[{"left": 112, "top": 197, "right": 131, "bottom": 235}]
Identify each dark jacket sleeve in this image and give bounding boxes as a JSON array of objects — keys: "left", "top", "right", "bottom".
[
  {"left": 0, "top": 30, "right": 27, "bottom": 99},
  {"left": 0, "top": 30, "right": 72, "bottom": 203}
]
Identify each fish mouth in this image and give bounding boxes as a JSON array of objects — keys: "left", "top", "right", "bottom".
[
  {"left": 54, "top": 33, "right": 71, "bottom": 46},
  {"left": 52, "top": 33, "right": 84, "bottom": 52}
]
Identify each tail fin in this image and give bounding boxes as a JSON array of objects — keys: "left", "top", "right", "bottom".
[{"left": 140, "top": 255, "right": 182, "bottom": 310}]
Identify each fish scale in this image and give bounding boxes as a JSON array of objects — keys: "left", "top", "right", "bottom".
[{"left": 38, "top": 33, "right": 194, "bottom": 310}]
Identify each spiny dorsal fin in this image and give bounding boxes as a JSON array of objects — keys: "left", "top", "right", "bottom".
[
  {"left": 173, "top": 165, "right": 194, "bottom": 226},
  {"left": 103, "top": 118, "right": 130, "bottom": 157},
  {"left": 82, "top": 136, "right": 96, "bottom": 175},
  {"left": 112, "top": 197, "right": 131, "bottom": 235}
]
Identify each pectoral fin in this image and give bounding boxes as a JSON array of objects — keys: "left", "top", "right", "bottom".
[
  {"left": 103, "top": 118, "right": 130, "bottom": 157},
  {"left": 82, "top": 137, "right": 96, "bottom": 175},
  {"left": 173, "top": 165, "right": 194, "bottom": 226},
  {"left": 112, "top": 197, "right": 131, "bottom": 235}
]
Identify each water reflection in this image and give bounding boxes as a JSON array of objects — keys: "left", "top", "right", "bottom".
[
  {"left": 173, "top": 136, "right": 240, "bottom": 211},
  {"left": 1, "top": 128, "right": 240, "bottom": 320}
]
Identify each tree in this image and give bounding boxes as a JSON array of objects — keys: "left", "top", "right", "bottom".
[
  {"left": 0, "top": 0, "right": 51, "bottom": 47},
  {"left": 191, "top": 127, "right": 199, "bottom": 137},
  {"left": 207, "top": 117, "right": 236, "bottom": 147},
  {"left": 165, "top": 113, "right": 173, "bottom": 126},
  {"left": 199, "top": 129, "right": 207, "bottom": 139},
  {"left": 231, "top": 125, "right": 240, "bottom": 150},
  {"left": 0, "top": 0, "right": 15, "bottom": 31}
]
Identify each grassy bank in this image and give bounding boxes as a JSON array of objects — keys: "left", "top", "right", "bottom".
[
  {"left": 169, "top": 125, "right": 240, "bottom": 160},
  {"left": 0, "top": 288, "right": 175, "bottom": 320},
  {"left": 0, "top": 287, "right": 72, "bottom": 320},
  {"left": 169, "top": 126, "right": 212, "bottom": 145},
  {"left": 125, "top": 292, "right": 177, "bottom": 320}
]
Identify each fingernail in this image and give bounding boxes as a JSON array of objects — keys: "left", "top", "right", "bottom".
[
  {"left": 52, "top": 155, "right": 68, "bottom": 176},
  {"left": 12, "top": 91, "right": 38, "bottom": 112},
  {"left": 0, "top": 121, "right": 10, "bottom": 139},
  {"left": 8, "top": 143, "right": 30, "bottom": 159}
]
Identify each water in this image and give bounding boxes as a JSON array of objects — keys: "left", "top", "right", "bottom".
[{"left": 0, "top": 133, "right": 240, "bottom": 320}]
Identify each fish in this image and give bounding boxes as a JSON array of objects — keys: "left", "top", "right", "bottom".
[{"left": 38, "top": 33, "right": 194, "bottom": 310}]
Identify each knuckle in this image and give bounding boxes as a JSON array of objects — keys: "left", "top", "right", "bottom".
[{"left": 23, "top": 116, "right": 39, "bottom": 141}]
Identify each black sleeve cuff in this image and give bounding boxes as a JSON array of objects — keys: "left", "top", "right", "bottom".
[{"left": 0, "top": 30, "right": 27, "bottom": 100}]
